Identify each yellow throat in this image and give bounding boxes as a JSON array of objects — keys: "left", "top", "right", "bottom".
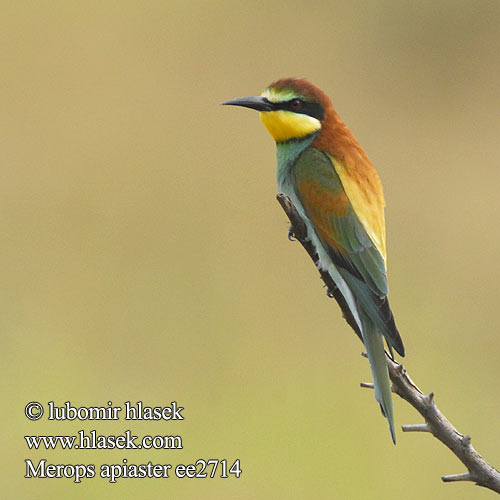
[
  {"left": 258, "top": 87, "right": 321, "bottom": 143},
  {"left": 259, "top": 111, "right": 321, "bottom": 143}
]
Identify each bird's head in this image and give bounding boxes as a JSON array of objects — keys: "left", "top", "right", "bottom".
[{"left": 222, "top": 78, "right": 332, "bottom": 143}]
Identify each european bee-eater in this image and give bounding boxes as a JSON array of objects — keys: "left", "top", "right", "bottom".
[{"left": 222, "top": 78, "right": 404, "bottom": 443}]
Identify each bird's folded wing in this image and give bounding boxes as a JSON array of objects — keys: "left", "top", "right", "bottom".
[
  {"left": 294, "top": 148, "right": 404, "bottom": 356},
  {"left": 295, "top": 148, "right": 388, "bottom": 297}
]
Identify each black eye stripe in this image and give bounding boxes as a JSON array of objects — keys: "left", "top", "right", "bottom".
[{"left": 264, "top": 98, "right": 325, "bottom": 121}]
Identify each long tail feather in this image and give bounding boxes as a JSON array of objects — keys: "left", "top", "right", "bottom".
[
  {"left": 324, "top": 264, "right": 396, "bottom": 442},
  {"left": 360, "top": 312, "right": 396, "bottom": 444}
]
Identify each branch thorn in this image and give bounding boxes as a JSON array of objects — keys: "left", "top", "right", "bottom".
[
  {"left": 402, "top": 424, "right": 431, "bottom": 433},
  {"left": 423, "top": 392, "right": 435, "bottom": 405},
  {"left": 442, "top": 472, "right": 475, "bottom": 483}
]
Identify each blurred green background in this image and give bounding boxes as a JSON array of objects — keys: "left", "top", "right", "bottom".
[{"left": 2, "top": 1, "right": 499, "bottom": 498}]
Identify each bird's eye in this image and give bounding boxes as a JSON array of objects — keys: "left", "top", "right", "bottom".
[{"left": 290, "top": 99, "right": 302, "bottom": 109}]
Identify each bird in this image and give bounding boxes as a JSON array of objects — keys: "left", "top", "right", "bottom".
[{"left": 222, "top": 78, "right": 404, "bottom": 443}]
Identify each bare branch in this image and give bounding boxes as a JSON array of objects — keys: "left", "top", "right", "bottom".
[{"left": 277, "top": 193, "right": 500, "bottom": 495}]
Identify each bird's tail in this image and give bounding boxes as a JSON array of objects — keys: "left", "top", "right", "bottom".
[{"left": 360, "top": 311, "right": 396, "bottom": 444}]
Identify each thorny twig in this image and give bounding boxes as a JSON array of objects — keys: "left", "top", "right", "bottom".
[{"left": 277, "top": 193, "right": 500, "bottom": 494}]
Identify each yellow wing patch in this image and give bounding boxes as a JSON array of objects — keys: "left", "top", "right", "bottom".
[{"left": 327, "top": 153, "right": 387, "bottom": 262}]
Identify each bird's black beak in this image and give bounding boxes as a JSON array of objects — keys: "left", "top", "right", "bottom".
[{"left": 221, "top": 96, "right": 273, "bottom": 112}]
